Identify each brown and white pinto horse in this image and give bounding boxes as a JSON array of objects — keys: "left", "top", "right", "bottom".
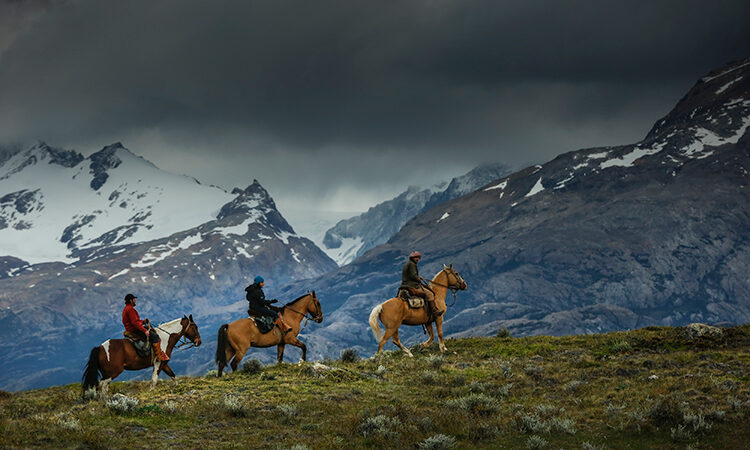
[
  {"left": 215, "top": 291, "right": 323, "bottom": 376},
  {"left": 82, "top": 315, "right": 201, "bottom": 394},
  {"left": 369, "top": 265, "right": 467, "bottom": 356}
]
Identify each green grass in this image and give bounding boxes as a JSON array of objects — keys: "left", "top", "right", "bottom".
[{"left": 1, "top": 325, "right": 749, "bottom": 448}]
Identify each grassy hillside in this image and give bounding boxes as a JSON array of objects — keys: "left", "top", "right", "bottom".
[{"left": 1, "top": 325, "right": 749, "bottom": 449}]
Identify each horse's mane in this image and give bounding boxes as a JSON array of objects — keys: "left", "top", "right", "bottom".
[
  {"left": 281, "top": 293, "right": 311, "bottom": 311},
  {"left": 157, "top": 318, "right": 184, "bottom": 334}
]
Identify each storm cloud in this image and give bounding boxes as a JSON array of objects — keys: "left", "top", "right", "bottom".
[{"left": 1, "top": 0, "right": 749, "bottom": 211}]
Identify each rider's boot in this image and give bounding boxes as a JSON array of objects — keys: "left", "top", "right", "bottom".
[
  {"left": 152, "top": 342, "right": 170, "bottom": 362},
  {"left": 275, "top": 314, "right": 293, "bottom": 334}
]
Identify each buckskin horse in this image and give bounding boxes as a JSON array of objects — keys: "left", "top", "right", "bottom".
[
  {"left": 369, "top": 264, "right": 467, "bottom": 356},
  {"left": 82, "top": 315, "right": 201, "bottom": 394},
  {"left": 215, "top": 291, "right": 323, "bottom": 376}
]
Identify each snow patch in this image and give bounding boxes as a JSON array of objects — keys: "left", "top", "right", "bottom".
[
  {"left": 716, "top": 76, "right": 743, "bottom": 94},
  {"left": 484, "top": 180, "right": 507, "bottom": 191},
  {"left": 437, "top": 212, "right": 450, "bottom": 223},
  {"left": 600, "top": 142, "right": 666, "bottom": 169},
  {"left": 524, "top": 178, "right": 544, "bottom": 198}
]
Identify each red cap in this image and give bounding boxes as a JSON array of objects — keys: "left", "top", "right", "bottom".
[{"left": 409, "top": 251, "right": 422, "bottom": 259}]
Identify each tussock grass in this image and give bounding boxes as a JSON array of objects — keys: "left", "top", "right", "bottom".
[{"left": 1, "top": 325, "right": 749, "bottom": 447}]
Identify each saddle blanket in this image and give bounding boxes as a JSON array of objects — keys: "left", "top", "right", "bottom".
[
  {"left": 251, "top": 316, "right": 276, "bottom": 334},
  {"left": 123, "top": 335, "right": 151, "bottom": 358},
  {"left": 398, "top": 289, "right": 425, "bottom": 309}
]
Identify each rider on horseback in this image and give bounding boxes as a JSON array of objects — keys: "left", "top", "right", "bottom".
[
  {"left": 245, "top": 276, "right": 292, "bottom": 334},
  {"left": 401, "top": 251, "right": 444, "bottom": 321},
  {"left": 122, "top": 294, "right": 170, "bottom": 362}
]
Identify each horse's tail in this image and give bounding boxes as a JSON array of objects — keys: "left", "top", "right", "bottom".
[
  {"left": 215, "top": 324, "right": 230, "bottom": 367},
  {"left": 81, "top": 347, "right": 101, "bottom": 392},
  {"left": 369, "top": 303, "right": 384, "bottom": 342}
]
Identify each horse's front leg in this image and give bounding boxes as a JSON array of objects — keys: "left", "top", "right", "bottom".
[
  {"left": 436, "top": 318, "right": 447, "bottom": 352},
  {"left": 277, "top": 343, "right": 286, "bottom": 364},
  {"left": 161, "top": 363, "right": 177, "bottom": 380},
  {"left": 285, "top": 337, "right": 307, "bottom": 364},
  {"left": 150, "top": 362, "right": 161, "bottom": 388},
  {"left": 422, "top": 323, "right": 435, "bottom": 348}
]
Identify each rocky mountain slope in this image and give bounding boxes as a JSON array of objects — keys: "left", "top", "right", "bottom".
[
  {"left": 322, "top": 163, "right": 512, "bottom": 265},
  {"left": 280, "top": 57, "right": 750, "bottom": 359},
  {"left": 0, "top": 143, "right": 336, "bottom": 390}
]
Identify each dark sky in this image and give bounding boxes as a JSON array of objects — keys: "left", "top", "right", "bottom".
[{"left": 1, "top": 0, "right": 749, "bottom": 213}]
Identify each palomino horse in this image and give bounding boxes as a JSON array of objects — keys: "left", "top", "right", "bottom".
[
  {"left": 369, "top": 264, "right": 467, "bottom": 356},
  {"left": 215, "top": 291, "right": 323, "bottom": 376},
  {"left": 82, "top": 315, "right": 201, "bottom": 394}
]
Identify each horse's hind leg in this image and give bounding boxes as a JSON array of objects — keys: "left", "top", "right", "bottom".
[
  {"left": 230, "top": 347, "right": 248, "bottom": 371},
  {"left": 392, "top": 330, "right": 414, "bottom": 358},
  {"left": 100, "top": 378, "right": 112, "bottom": 396},
  {"left": 436, "top": 318, "right": 447, "bottom": 352},
  {"left": 150, "top": 362, "right": 161, "bottom": 388},
  {"left": 378, "top": 326, "right": 400, "bottom": 355},
  {"left": 277, "top": 344, "right": 286, "bottom": 364}
]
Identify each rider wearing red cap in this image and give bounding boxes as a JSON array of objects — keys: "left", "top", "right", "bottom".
[
  {"left": 401, "top": 251, "right": 443, "bottom": 321},
  {"left": 122, "top": 294, "right": 169, "bottom": 362}
]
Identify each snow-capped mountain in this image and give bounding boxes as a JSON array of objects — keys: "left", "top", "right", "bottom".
[
  {"left": 0, "top": 142, "right": 235, "bottom": 264},
  {"left": 279, "top": 57, "right": 750, "bottom": 360},
  {"left": 321, "top": 162, "right": 513, "bottom": 265},
  {"left": 0, "top": 143, "right": 337, "bottom": 390}
]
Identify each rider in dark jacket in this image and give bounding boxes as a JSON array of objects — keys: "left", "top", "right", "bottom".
[
  {"left": 245, "top": 276, "right": 292, "bottom": 334},
  {"left": 401, "top": 251, "right": 443, "bottom": 321}
]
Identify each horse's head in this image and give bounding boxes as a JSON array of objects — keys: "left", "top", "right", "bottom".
[
  {"left": 442, "top": 264, "right": 467, "bottom": 291},
  {"left": 307, "top": 291, "right": 323, "bottom": 323},
  {"left": 181, "top": 314, "right": 202, "bottom": 347}
]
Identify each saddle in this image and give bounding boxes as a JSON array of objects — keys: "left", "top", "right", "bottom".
[
  {"left": 397, "top": 288, "right": 425, "bottom": 309},
  {"left": 247, "top": 308, "right": 277, "bottom": 334},
  {"left": 123, "top": 331, "right": 151, "bottom": 358}
]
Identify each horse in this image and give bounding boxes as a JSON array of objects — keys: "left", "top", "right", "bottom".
[
  {"left": 215, "top": 291, "right": 323, "bottom": 376},
  {"left": 82, "top": 315, "right": 201, "bottom": 394},
  {"left": 369, "top": 264, "right": 467, "bottom": 357}
]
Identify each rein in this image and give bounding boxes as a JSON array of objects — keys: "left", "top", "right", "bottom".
[
  {"left": 156, "top": 323, "right": 197, "bottom": 351},
  {"left": 282, "top": 298, "right": 322, "bottom": 331},
  {"left": 426, "top": 277, "right": 462, "bottom": 308}
]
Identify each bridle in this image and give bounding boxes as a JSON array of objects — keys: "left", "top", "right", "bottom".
[
  {"left": 426, "top": 268, "right": 466, "bottom": 307},
  {"left": 282, "top": 292, "right": 323, "bottom": 330},
  {"left": 158, "top": 319, "right": 200, "bottom": 350}
]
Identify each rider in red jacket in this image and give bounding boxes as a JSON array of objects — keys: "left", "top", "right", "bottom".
[{"left": 122, "top": 294, "right": 169, "bottom": 362}]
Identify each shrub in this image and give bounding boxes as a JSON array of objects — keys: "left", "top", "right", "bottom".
[
  {"left": 289, "top": 445, "right": 309, "bottom": 450},
  {"left": 467, "top": 381, "right": 486, "bottom": 393},
  {"left": 524, "top": 364, "right": 543, "bottom": 380},
  {"left": 222, "top": 394, "right": 247, "bottom": 417},
  {"left": 55, "top": 413, "right": 81, "bottom": 431},
  {"left": 163, "top": 400, "right": 179, "bottom": 414},
  {"left": 581, "top": 442, "right": 605, "bottom": 450},
  {"left": 516, "top": 414, "right": 551, "bottom": 434},
  {"left": 608, "top": 339, "right": 633, "bottom": 353},
  {"left": 376, "top": 365, "right": 387, "bottom": 377},
  {"left": 534, "top": 404, "right": 559, "bottom": 417},
  {"left": 450, "top": 375, "right": 467, "bottom": 387},
  {"left": 683, "top": 412, "right": 712, "bottom": 434},
  {"left": 278, "top": 404, "right": 300, "bottom": 423},
  {"left": 445, "top": 394, "right": 500, "bottom": 416},
  {"left": 241, "top": 359, "right": 262, "bottom": 374},
  {"left": 670, "top": 424, "right": 693, "bottom": 442},
  {"left": 496, "top": 327, "right": 511, "bottom": 338},
  {"left": 106, "top": 393, "right": 139, "bottom": 414},
  {"left": 359, "top": 415, "right": 401, "bottom": 439},
  {"left": 340, "top": 348, "right": 360, "bottom": 363},
  {"left": 417, "top": 416, "right": 434, "bottom": 432},
  {"left": 204, "top": 369, "right": 218, "bottom": 378},
  {"left": 565, "top": 380, "right": 585, "bottom": 392},
  {"left": 647, "top": 397, "right": 684, "bottom": 426},
  {"left": 525, "top": 435, "right": 548, "bottom": 449},
  {"left": 418, "top": 434, "right": 457, "bottom": 450},
  {"left": 420, "top": 371, "right": 437, "bottom": 384},
  {"left": 548, "top": 417, "right": 577, "bottom": 435},
  {"left": 495, "top": 383, "right": 513, "bottom": 398},
  {"left": 501, "top": 364, "right": 513, "bottom": 379},
  {"left": 426, "top": 355, "right": 445, "bottom": 369}
]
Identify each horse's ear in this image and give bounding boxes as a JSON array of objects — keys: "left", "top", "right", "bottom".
[
  {"left": 313, "top": 290, "right": 316, "bottom": 298},
  {"left": 449, "top": 263, "right": 453, "bottom": 269},
  {"left": 183, "top": 315, "right": 187, "bottom": 320},
  {"left": 189, "top": 314, "right": 193, "bottom": 322},
  {"left": 443, "top": 264, "right": 448, "bottom": 269}
]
